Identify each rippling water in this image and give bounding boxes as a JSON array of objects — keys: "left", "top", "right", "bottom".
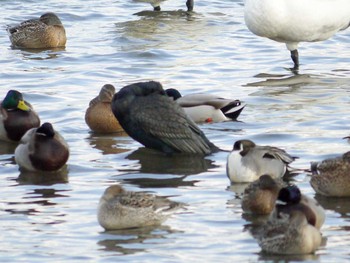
[{"left": 0, "top": 0, "right": 350, "bottom": 262}]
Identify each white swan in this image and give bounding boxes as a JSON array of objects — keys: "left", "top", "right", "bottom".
[{"left": 244, "top": 0, "right": 350, "bottom": 69}]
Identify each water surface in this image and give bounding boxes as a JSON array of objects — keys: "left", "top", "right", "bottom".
[{"left": 0, "top": 0, "right": 350, "bottom": 262}]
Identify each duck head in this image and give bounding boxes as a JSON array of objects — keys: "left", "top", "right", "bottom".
[
  {"left": 233, "top": 139, "right": 256, "bottom": 156},
  {"left": 278, "top": 185, "right": 301, "bottom": 204},
  {"left": 2, "top": 90, "right": 30, "bottom": 112}
]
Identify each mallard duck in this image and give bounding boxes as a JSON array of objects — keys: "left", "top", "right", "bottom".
[
  {"left": 111, "top": 81, "right": 219, "bottom": 155},
  {"left": 310, "top": 151, "right": 350, "bottom": 197},
  {"left": 165, "top": 88, "right": 245, "bottom": 123},
  {"left": 257, "top": 210, "right": 322, "bottom": 255},
  {"left": 0, "top": 90, "right": 40, "bottom": 142},
  {"left": 133, "top": 0, "right": 194, "bottom": 11},
  {"left": 14, "top": 122, "right": 69, "bottom": 172},
  {"left": 244, "top": 0, "right": 350, "bottom": 69},
  {"left": 226, "top": 139, "right": 297, "bottom": 183},
  {"left": 7, "top": 12, "right": 66, "bottom": 49},
  {"left": 271, "top": 185, "right": 325, "bottom": 230},
  {"left": 241, "top": 174, "right": 284, "bottom": 215},
  {"left": 97, "top": 185, "right": 184, "bottom": 230},
  {"left": 85, "top": 84, "right": 123, "bottom": 133}
]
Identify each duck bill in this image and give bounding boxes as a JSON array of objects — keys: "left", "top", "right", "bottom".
[{"left": 17, "top": 100, "right": 30, "bottom": 111}]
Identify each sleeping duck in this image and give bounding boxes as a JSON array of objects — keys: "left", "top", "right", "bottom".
[
  {"left": 165, "top": 88, "right": 245, "bottom": 123},
  {"left": 85, "top": 84, "right": 124, "bottom": 133},
  {"left": 0, "top": 90, "right": 40, "bottom": 142},
  {"left": 14, "top": 122, "right": 69, "bottom": 172}
]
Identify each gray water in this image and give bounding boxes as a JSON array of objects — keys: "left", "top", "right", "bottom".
[{"left": 0, "top": 0, "right": 350, "bottom": 262}]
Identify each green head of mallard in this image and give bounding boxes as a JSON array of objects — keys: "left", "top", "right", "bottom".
[{"left": 2, "top": 90, "right": 31, "bottom": 111}]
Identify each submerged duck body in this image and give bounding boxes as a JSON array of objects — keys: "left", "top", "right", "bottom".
[
  {"left": 111, "top": 81, "right": 219, "bottom": 155},
  {"left": 85, "top": 84, "right": 123, "bottom": 133},
  {"left": 166, "top": 88, "right": 245, "bottom": 123},
  {"left": 226, "top": 139, "right": 297, "bottom": 183},
  {"left": 244, "top": 0, "right": 350, "bottom": 68},
  {"left": 0, "top": 90, "right": 40, "bottom": 142},
  {"left": 310, "top": 152, "right": 350, "bottom": 197},
  {"left": 98, "top": 185, "right": 184, "bottom": 230},
  {"left": 7, "top": 12, "right": 66, "bottom": 49},
  {"left": 14, "top": 122, "right": 69, "bottom": 172},
  {"left": 133, "top": 0, "right": 194, "bottom": 11}
]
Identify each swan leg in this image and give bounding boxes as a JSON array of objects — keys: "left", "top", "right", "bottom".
[
  {"left": 186, "top": 0, "right": 194, "bottom": 11},
  {"left": 290, "top": 49, "right": 299, "bottom": 70}
]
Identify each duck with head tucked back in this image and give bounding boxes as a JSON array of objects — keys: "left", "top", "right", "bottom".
[
  {"left": 244, "top": 0, "right": 350, "bottom": 69},
  {"left": 14, "top": 122, "right": 69, "bottom": 172},
  {"left": 85, "top": 84, "right": 124, "bottom": 133},
  {"left": 111, "top": 81, "right": 219, "bottom": 155},
  {"left": 134, "top": 0, "right": 194, "bottom": 11},
  {"left": 165, "top": 88, "right": 245, "bottom": 123},
  {"left": 271, "top": 185, "right": 325, "bottom": 230},
  {"left": 98, "top": 184, "right": 184, "bottom": 230},
  {"left": 0, "top": 90, "right": 40, "bottom": 142},
  {"left": 7, "top": 12, "right": 66, "bottom": 49},
  {"left": 226, "top": 139, "right": 297, "bottom": 183},
  {"left": 310, "top": 151, "right": 350, "bottom": 197}
]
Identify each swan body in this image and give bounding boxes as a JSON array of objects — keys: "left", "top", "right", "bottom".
[{"left": 244, "top": 0, "right": 350, "bottom": 68}]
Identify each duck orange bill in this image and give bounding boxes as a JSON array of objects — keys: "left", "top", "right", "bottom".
[{"left": 17, "top": 100, "right": 30, "bottom": 111}]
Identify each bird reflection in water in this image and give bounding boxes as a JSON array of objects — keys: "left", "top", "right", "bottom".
[
  {"left": 97, "top": 225, "right": 180, "bottom": 255},
  {"left": 86, "top": 133, "right": 131, "bottom": 155},
  {"left": 3, "top": 187, "right": 69, "bottom": 225},
  {"left": 126, "top": 147, "right": 217, "bottom": 174},
  {"left": 315, "top": 195, "right": 350, "bottom": 219},
  {"left": 117, "top": 147, "right": 217, "bottom": 188},
  {"left": 16, "top": 166, "right": 69, "bottom": 186}
]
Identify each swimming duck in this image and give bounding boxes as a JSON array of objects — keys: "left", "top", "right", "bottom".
[
  {"left": 310, "top": 151, "right": 350, "bottom": 197},
  {"left": 85, "top": 84, "right": 124, "bottom": 133},
  {"left": 0, "top": 90, "right": 40, "bottom": 142},
  {"left": 134, "top": 0, "right": 194, "bottom": 11},
  {"left": 7, "top": 12, "right": 66, "bottom": 49},
  {"left": 226, "top": 139, "right": 297, "bottom": 183},
  {"left": 271, "top": 185, "right": 325, "bottom": 230},
  {"left": 165, "top": 88, "right": 245, "bottom": 123},
  {"left": 97, "top": 185, "right": 184, "bottom": 230},
  {"left": 241, "top": 174, "right": 284, "bottom": 215},
  {"left": 244, "top": 0, "right": 350, "bottom": 69},
  {"left": 257, "top": 210, "right": 322, "bottom": 255},
  {"left": 111, "top": 81, "right": 219, "bottom": 155},
  {"left": 14, "top": 122, "right": 69, "bottom": 172}
]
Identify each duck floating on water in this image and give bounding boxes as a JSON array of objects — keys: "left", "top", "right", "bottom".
[
  {"left": 310, "top": 151, "right": 350, "bottom": 197},
  {"left": 165, "top": 88, "right": 245, "bottom": 123},
  {"left": 226, "top": 139, "right": 297, "bottom": 183},
  {"left": 0, "top": 90, "right": 40, "bottom": 142},
  {"left": 98, "top": 185, "right": 184, "bottom": 230},
  {"left": 7, "top": 12, "right": 66, "bottom": 49},
  {"left": 241, "top": 174, "right": 284, "bottom": 215},
  {"left": 14, "top": 122, "right": 69, "bottom": 172},
  {"left": 85, "top": 84, "right": 124, "bottom": 133},
  {"left": 257, "top": 210, "right": 322, "bottom": 255},
  {"left": 271, "top": 185, "right": 325, "bottom": 230}
]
